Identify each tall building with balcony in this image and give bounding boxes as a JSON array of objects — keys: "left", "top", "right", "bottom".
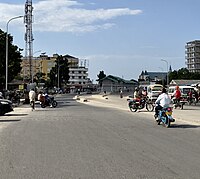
[
  {"left": 63, "top": 55, "right": 89, "bottom": 88},
  {"left": 185, "top": 40, "right": 200, "bottom": 73}
]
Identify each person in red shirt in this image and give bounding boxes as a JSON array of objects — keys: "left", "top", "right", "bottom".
[{"left": 172, "top": 86, "right": 181, "bottom": 103}]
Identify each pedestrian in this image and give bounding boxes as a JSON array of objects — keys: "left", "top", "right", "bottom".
[
  {"left": 29, "top": 88, "right": 36, "bottom": 111},
  {"left": 120, "top": 89, "right": 123, "bottom": 98},
  {"left": 0, "top": 91, "right": 3, "bottom": 99}
]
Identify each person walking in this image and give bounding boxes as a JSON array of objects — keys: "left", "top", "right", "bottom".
[{"left": 29, "top": 88, "right": 36, "bottom": 111}]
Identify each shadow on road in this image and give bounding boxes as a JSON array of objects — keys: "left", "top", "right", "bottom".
[
  {"left": 170, "top": 124, "right": 200, "bottom": 129},
  {"left": 0, "top": 119, "right": 21, "bottom": 122},
  {"left": 5, "top": 114, "right": 28, "bottom": 117}
]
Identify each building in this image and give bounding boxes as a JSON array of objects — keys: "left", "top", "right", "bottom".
[
  {"left": 63, "top": 55, "right": 90, "bottom": 92},
  {"left": 98, "top": 75, "right": 138, "bottom": 93},
  {"left": 20, "top": 54, "right": 57, "bottom": 81},
  {"left": 169, "top": 79, "right": 200, "bottom": 86},
  {"left": 138, "top": 70, "right": 167, "bottom": 86},
  {"left": 20, "top": 54, "right": 91, "bottom": 91},
  {"left": 185, "top": 40, "right": 200, "bottom": 73}
]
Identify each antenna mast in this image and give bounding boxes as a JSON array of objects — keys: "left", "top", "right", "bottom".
[{"left": 24, "top": 0, "right": 34, "bottom": 82}]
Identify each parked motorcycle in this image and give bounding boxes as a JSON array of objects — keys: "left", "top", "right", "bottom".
[
  {"left": 128, "top": 97, "right": 154, "bottom": 112},
  {"left": 40, "top": 96, "right": 57, "bottom": 108},
  {"left": 11, "top": 95, "right": 20, "bottom": 106},
  {"left": 155, "top": 107, "right": 175, "bottom": 128}
]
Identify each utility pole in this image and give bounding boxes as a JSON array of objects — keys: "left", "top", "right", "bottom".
[{"left": 24, "top": 0, "right": 34, "bottom": 83}]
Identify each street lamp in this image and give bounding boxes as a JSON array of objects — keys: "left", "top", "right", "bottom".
[
  {"left": 6, "top": 15, "right": 23, "bottom": 90},
  {"left": 158, "top": 67, "right": 164, "bottom": 86},
  {"left": 161, "top": 59, "right": 169, "bottom": 86}
]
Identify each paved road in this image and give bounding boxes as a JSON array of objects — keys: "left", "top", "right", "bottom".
[
  {"left": 77, "top": 94, "right": 200, "bottom": 125},
  {"left": 0, "top": 94, "right": 200, "bottom": 179}
]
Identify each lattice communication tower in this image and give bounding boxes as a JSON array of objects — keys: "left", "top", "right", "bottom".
[{"left": 24, "top": 0, "right": 34, "bottom": 82}]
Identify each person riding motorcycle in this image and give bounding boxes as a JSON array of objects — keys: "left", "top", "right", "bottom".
[
  {"left": 172, "top": 85, "right": 181, "bottom": 103},
  {"left": 44, "top": 93, "right": 53, "bottom": 107},
  {"left": 133, "top": 87, "right": 140, "bottom": 99},
  {"left": 154, "top": 88, "right": 171, "bottom": 119}
]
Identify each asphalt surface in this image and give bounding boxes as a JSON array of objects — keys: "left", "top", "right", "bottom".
[
  {"left": 76, "top": 94, "right": 200, "bottom": 125},
  {"left": 0, "top": 94, "right": 200, "bottom": 179}
]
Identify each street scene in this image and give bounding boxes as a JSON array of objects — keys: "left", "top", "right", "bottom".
[
  {"left": 1, "top": 0, "right": 200, "bottom": 178},
  {"left": 0, "top": 92, "right": 200, "bottom": 178}
]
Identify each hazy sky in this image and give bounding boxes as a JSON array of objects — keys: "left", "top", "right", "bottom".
[{"left": 0, "top": 0, "right": 199, "bottom": 82}]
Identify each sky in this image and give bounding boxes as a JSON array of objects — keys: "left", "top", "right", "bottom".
[{"left": 0, "top": 0, "right": 200, "bottom": 83}]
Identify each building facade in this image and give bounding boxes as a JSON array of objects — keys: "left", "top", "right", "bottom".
[
  {"left": 98, "top": 75, "right": 138, "bottom": 93},
  {"left": 138, "top": 70, "right": 167, "bottom": 86},
  {"left": 185, "top": 40, "right": 200, "bottom": 73},
  {"left": 20, "top": 54, "right": 90, "bottom": 90}
]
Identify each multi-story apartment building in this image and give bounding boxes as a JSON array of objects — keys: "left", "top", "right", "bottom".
[
  {"left": 20, "top": 54, "right": 90, "bottom": 89},
  {"left": 20, "top": 54, "right": 57, "bottom": 81},
  {"left": 185, "top": 40, "right": 200, "bottom": 73}
]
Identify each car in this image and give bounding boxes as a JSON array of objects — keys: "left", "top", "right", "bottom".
[
  {"left": 147, "top": 84, "right": 163, "bottom": 101},
  {"left": 168, "top": 86, "right": 195, "bottom": 99},
  {"left": 0, "top": 99, "right": 13, "bottom": 116}
]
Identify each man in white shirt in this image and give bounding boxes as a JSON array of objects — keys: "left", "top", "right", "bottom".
[
  {"left": 154, "top": 88, "right": 171, "bottom": 118},
  {"left": 29, "top": 88, "right": 36, "bottom": 111}
]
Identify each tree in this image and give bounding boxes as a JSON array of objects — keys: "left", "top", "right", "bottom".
[
  {"left": 49, "top": 55, "right": 70, "bottom": 88},
  {"left": 34, "top": 72, "right": 46, "bottom": 84},
  {"left": 97, "top": 70, "right": 106, "bottom": 81},
  {"left": 168, "top": 67, "right": 200, "bottom": 81},
  {"left": 0, "top": 29, "right": 22, "bottom": 90},
  {"left": 97, "top": 70, "right": 106, "bottom": 87}
]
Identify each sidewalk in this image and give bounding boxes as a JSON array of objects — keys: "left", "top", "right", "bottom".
[{"left": 76, "top": 94, "right": 200, "bottom": 125}]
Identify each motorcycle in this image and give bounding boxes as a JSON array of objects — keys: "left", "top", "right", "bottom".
[
  {"left": 11, "top": 94, "right": 20, "bottom": 106},
  {"left": 172, "top": 97, "right": 187, "bottom": 110},
  {"left": 127, "top": 97, "right": 154, "bottom": 112},
  {"left": 155, "top": 107, "right": 175, "bottom": 128},
  {"left": 40, "top": 96, "right": 57, "bottom": 108},
  {"left": 187, "top": 95, "right": 197, "bottom": 105}
]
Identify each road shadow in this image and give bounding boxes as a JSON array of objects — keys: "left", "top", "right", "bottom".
[
  {"left": 170, "top": 124, "right": 200, "bottom": 129},
  {"left": 174, "top": 108, "right": 198, "bottom": 111},
  {"left": 4, "top": 114, "right": 28, "bottom": 117},
  {"left": 0, "top": 119, "right": 21, "bottom": 122}
]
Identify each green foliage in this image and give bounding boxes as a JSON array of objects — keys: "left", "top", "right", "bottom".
[
  {"left": 34, "top": 72, "right": 46, "bottom": 84},
  {"left": 97, "top": 70, "right": 106, "bottom": 81},
  {"left": 97, "top": 70, "right": 106, "bottom": 87},
  {"left": 0, "top": 29, "right": 22, "bottom": 90},
  {"left": 169, "top": 68, "right": 200, "bottom": 82},
  {"left": 49, "top": 55, "right": 70, "bottom": 88}
]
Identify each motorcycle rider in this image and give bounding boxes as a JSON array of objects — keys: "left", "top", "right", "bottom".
[
  {"left": 172, "top": 85, "right": 181, "bottom": 103},
  {"left": 133, "top": 87, "right": 140, "bottom": 99},
  {"left": 154, "top": 87, "right": 171, "bottom": 119},
  {"left": 187, "top": 89, "right": 193, "bottom": 103},
  {"left": 44, "top": 92, "right": 53, "bottom": 107}
]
